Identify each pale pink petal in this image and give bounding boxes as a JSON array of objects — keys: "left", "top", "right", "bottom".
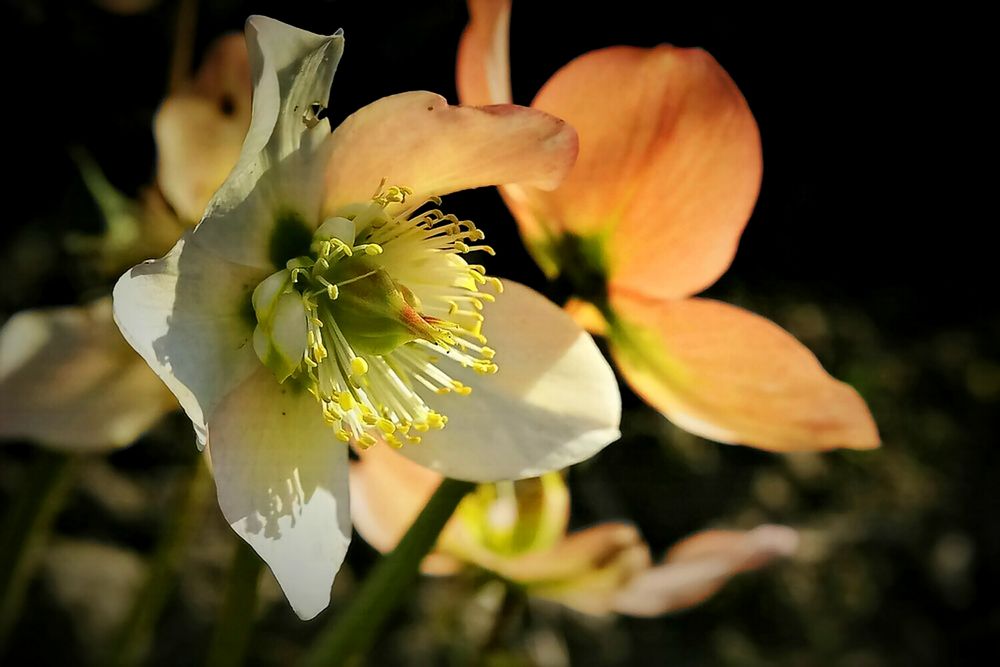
[
  {"left": 613, "top": 525, "right": 799, "bottom": 616},
  {"left": 323, "top": 92, "right": 577, "bottom": 213}
]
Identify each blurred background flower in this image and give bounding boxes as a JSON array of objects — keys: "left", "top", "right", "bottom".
[{"left": 0, "top": 1, "right": 988, "bottom": 666}]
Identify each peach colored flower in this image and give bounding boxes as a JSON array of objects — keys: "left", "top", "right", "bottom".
[
  {"left": 351, "top": 443, "right": 798, "bottom": 615},
  {"left": 457, "top": 0, "right": 879, "bottom": 453}
]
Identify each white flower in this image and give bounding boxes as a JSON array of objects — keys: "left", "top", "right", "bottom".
[{"left": 113, "top": 16, "right": 620, "bottom": 619}]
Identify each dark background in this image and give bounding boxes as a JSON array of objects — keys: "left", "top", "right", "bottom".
[{"left": 1, "top": 1, "right": 993, "bottom": 665}]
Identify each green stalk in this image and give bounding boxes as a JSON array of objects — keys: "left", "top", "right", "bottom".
[
  {"left": 0, "top": 450, "right": 77, "bottom": 652},
  {"left": 205, "top": 538, "right": 264, "bottom": 667},
  {"left": 108, "top": 455, "right": 212, "bottom": 667},
  {"left": 301, "top": 477, "right": 474, "bottom": 667}
]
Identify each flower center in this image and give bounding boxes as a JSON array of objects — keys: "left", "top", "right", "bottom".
[{"left": 252, "top": 185, "right": 501, "bottom": 449}]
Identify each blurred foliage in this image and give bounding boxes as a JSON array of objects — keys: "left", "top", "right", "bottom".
[{"left": 0, "top": 0, "right": 993, "bottom": 665}]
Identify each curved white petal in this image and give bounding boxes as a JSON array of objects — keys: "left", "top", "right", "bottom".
[
  {"left": 113, "top": 234, "right": 264, "bottom": 443},
  {"left": 0, "top": 299, "right": 176, "bottom": 450},
  {"left": 398, "top": 281, "right": 620, "bottom": 482},
  {"left": 193, "top": 17, "right": 344, "bottom": 270},
  {"left": 208, "top": 367, "right": 351, "bottom": 620}
]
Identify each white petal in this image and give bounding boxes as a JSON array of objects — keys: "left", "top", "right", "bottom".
[
  {"left": 113, "top": 234, "right": 265, "bottom": 442},
  {"left": 208, "top": 367, "right": 351, "bottom": 620},
  {"left": 193, "top": 17, "right": 345, "bottom": 270},
  {"left": 398, "top": 281, "right": 621, "bottom": 482},
  {"left": 0, "top": 299, "right": 176, "bottom": 450}
]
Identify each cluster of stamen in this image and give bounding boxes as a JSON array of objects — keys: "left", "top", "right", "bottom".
[{"left": 284, "top": 185, "right": 501, "bottom": 449}]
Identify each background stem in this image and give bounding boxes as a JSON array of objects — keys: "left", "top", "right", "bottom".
[
  {"left": 205, "top": 537, "right": 263, "bottom": 667},
  {"left": 0, "top": 450, "right": 76, "bottom": 654},
  {"left": 301, "top": 477, "right": 474, "bottom": 667},
  {"left": 108, "top": 455, "right": 212, "bottom": 667}
]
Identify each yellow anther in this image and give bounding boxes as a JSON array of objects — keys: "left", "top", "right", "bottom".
[
  {"left": 362, "top": 413, "right": 378, "bottom": 427},
  {"left": 406, "top": 434, "right": 422, "bottom": 445},
  {"left": 336, "top": 429, "right": 351, "bottom": 443},
  {"left": 413, "top": 422, "right": 430, "bottom": 432},
  {"left": 376, "top": 418, "right": 396, "bottom": 434},
  {"left": 337, "top": 391, "right": 355, "bottom": 411},
  {"left": 361, "top": 243, "right": 384, "bottom": 256},
  {"left": 351, "top": 356, "right": 369, "bottom": 375},
  {"left": 435, "top": 387, "right": 451, "bottom": 395},
  {"left": 386, "top": 433, "right": 403, "bottom": 448},
  {"left": 359, "top": 433, "right": 377, "bottom": 448},
  {"left": 454, "top": 241, "right": 470, "bottom": 253},
  {"left": 481, "top": 346, "right": 496, "bottom": 360}
]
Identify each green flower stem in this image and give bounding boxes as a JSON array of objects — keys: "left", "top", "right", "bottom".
[
  {"left": 205, "top": 537, "right": 264, "bottom": 667},
  {"left": 108, "top": 455, "right": 212, "bottom": 667},
  {"left": 301, "top": 477, "right": 475, "bottom": 667},
  {"left": 0, "top": 450, "right": 77, "bottom": 653}
]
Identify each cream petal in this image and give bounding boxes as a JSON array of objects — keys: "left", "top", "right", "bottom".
[
  {"left": 456, "top": 0, "right": 513, "bottom": 106},
  {"left": 397, "top": 281, "right": 620, "bottom": 482},
  {"left": 113, "top": 234, "right": 265, "bottom": 443},
  {"left": 323, "top": 92, "right": 577, "bottom": 213},
  {"left": 613, "top": 525, "right": 799, "bottom": 616},
  {"left": 0, "top": 299, "right": 176, "bottom": 451},
  {"left": 193, "top": 17, "right": 344, "bottom": 270},
  {"left": 611, "top": 294, "right": 880, "bottom": 452},
  {"left": 208, "top": 366, "right": 351, "bottom": 620}
]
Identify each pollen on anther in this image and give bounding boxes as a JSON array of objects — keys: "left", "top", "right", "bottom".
[{"left": 351, "top": 357, "right": 369, "bottom": 375}]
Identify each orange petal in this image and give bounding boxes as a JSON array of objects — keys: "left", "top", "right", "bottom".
[
  {"left": 531, "top": 46, "right": 761, "bottom": 299},
  {"left": 610, "top": 294, "right": 879, "bottom": 452},
  {"left": 155, "top": 34, "right": 252, "bottom": 222},
  {"left": 456, "top": 0, "right": 513, "bottom": 106},
  {"left": 347, "top": 443, "right": 461, "bottom": 575},
  {"left": 613, "top": 524, "right": 798, "bottom": 616},
  {"left": 323, "top": 92, "right": 577, "bottom": 213}
]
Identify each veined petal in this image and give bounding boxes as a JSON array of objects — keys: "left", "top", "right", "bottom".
[
  {"left": 0, "top": 299, "right": 176, "bottom": 451},
  {"left": 323, "top": 92, "right": 577, "bottom": 213},
  {"left": 610, "top": 294, "right": 879, "bottom": 452},
  {"left": 193, "top": 17, "right": 344, "bottom": 269},
  {"left": 613, "top": 524, "right": 799, "bottom": 616},
  {"left": 397, "top": 280, "right": 620, "bottom": 482},
  {"left": 155, "top": 33, "right": 252, "bottom": 223},
  {"left": 531, "top": 46, "right": 761, "bottom": 299},
  {"left": 208, "top": 367, "right": 351, "bottom": 620},
  {"left": 456, "top": 0, "right": 513, "bottom": 106},
  {"left": 113, "top": 234, "right": 265, "bottom": 444}
]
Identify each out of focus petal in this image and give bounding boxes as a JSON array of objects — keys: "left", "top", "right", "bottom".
[
  {"left": 456, "top": 0, "right": 513, "bottom": 106},
  {"left": 0, "top": 299, "right": 176, "bottom": 451},
  {"left": 155, "top": 33, "right": 252, "bottom": 223},
  {"left": 504, "top": 523, "right": 651, "bottom": 615},
  {"left": 610, "top": 294, "right": 880, "bottom": 452},
  {"left": 613, "top": 524, "right": 799, "bottom": 616},
  {"left": 531, "top": 46, "right": 761, "bottom": 299}
]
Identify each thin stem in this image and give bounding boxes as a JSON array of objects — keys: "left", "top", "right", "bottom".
[
  {"left": 301, "top": 477, "right": 475, "bottom": 667},
  {"left": 0, "top": 450, "right": 77, "bottom": 653},
  {"left": 107, "top": 455, "right": 212, "bottom": 667},
  {"left": 204, "top": 537, "right": 264, "bottom": 667}
]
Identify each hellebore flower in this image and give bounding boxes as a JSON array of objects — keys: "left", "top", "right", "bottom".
[
  {"left": 113, "top": 16, "right": 620, "bottom": 619},
  {"left": 457, "top": 0, "right": 879, "bottom": 452},
  {"left": 350, "top": 444, "right": 798, "bottom": 615},
  {"left": 0, "top": 34, "right": 252, "bottom": 451}
]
